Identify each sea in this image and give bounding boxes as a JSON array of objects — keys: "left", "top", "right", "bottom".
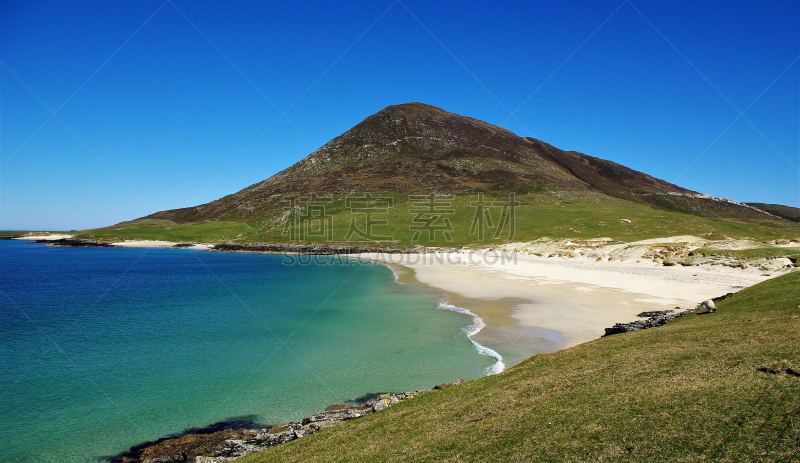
[{"left": 0, "top": 239, "right": 502, "bottom": 462}]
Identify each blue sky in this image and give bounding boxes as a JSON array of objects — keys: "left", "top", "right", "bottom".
[{"left": 2, "top": 0, "right": 798, "bottom": 230}]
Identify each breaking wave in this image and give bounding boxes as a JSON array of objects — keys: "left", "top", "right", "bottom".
[{"left": 436, "top": 301, "right": 505, "bottom": 376}]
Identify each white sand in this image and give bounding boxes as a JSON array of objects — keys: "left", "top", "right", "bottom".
[
  {"left": 13, "top": 234, "right": 74, "bottom": 240},
  {"left": 14, "top": 235, "right": 212, "bottom": 250},
  {"left": 113, "top": 240, "right": 212, "bottom": 250},
  {"left": 357, "top": 250, "right": 789, "bottom": 350}
]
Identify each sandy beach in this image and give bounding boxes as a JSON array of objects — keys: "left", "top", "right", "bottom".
[
  {"left": 13, "top": 235, "right": 212, "bottom": 250},
  {"left": 13, "top": 233, "right": 795, "bottom": 366},
  {"left": 12, "top": 234, "right": 75, "bottom": 241},
  {"left": 356, "top": 248, "right": 788, "bottom": 363},
  {"left": 113, "top": 240, "right": 212, "bottom": 250}
]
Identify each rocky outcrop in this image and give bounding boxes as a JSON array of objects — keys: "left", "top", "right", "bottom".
[
  {"left": 602, "top": 294, "right": 740, "bottom": 337},
  {"left": 433, "top": 378, "right": 465, "bottom": 389},
  {"left": 32, "top": 240, "right": 410, "bottom": 254},
  {"left": 757, "top": 367, "right": 800, "bottom": 377},
  {"left": 40, "top": 238, "right": 118, "bottom": 247},
  {"left": 602, "top": 307, "right": 699, "bottom": 336},
  {"left": 209, "top": 243, "right": 410, "bottom": 255},
  {"left": 109, "top": 380, "right": 464, "bottom": 463}
]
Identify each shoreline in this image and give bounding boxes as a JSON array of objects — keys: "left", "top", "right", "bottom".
[
  {"left": 7, "top": 236, "right": 797, "bottom": 461},
  {"left": 382, "top": 261, "right": 550, "bottom": 371},
  {"left": 436, "top": 301, "right": 506, "bottom": 375},
  {"left": 15, "top": 235, "right": 795, "bottom": 352},
  {"left": 373, "top": 259, "right": 511, "bottom": 374},
  {"left": 106, "top": 379, "right": 466, "bottom": 463},
  {"left": 355, "top": 250, "right": 789, "bottom": 350},
  {"left": 18, "top": 235, "right": 794, "bottom": 353}
]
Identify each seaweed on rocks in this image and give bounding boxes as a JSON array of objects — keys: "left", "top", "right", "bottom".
[
  {"left": 104, "top": 380, "right": 465, "bottom": 463},
  {"left": 102, "top": 417, "right": 267, "bottom": 463}
]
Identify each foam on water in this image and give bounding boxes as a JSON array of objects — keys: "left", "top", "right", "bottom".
[{"left": 436, "top": 302, "right": 505, "bottom": 376}]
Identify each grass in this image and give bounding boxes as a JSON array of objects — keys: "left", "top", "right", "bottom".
[
  {"left": 748, "top": 203, "right": 800, "bottom": 223},
  {"left": 0, "top": 230, "right": 32, "bottom": 238},
  {"left": 75, "top": 220, "right": 257, "bottom": 243},
  {"left": 240, "top": 272, "right": 800, "bottom": 462},
  {"left": 0, "top": 230, "right": 75, "bottom": 238},
  {"left": 695, "top": 246, "right": 800, "bottom": 262},
  {"left": 76, "top": 192, "right": 800, "bottom": 250}
]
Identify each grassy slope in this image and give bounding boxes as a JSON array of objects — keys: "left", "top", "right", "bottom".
[
  {"left": 74, "top": 220, "right": 257, "bottom": 243},
  {"left": 748, "top": 203, "right": 800, "bottom": 223},
  {"left": 0, "top": 230, "right": 38, "bottom": 237},
  {"left": 696, "top": 246, "right": 800, "bottom": 262},
  {"left": 76, "top": 193, "right": 800, "bottom": 247},
  {"left": 241, "top": 272, "right": 800, "bottom": 463}
]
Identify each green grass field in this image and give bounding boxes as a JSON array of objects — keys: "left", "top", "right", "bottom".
[
  {"left": 74, "top": 219, "right": 257, "bottom": 243},
  {"left": 694, "top": 245, "right": 800, "bottom": 262},
  {"left": 0, "top": 230, "right": 34, "bottom": 238},
  {"left": 747, "top": 203, "right": 800, "bottom": 223},
  {"left": 239, "top": 272, "right": 800, "bottom": 462},
  {"left": 75, "top": 193, "right": 800, "bottom": 249}
]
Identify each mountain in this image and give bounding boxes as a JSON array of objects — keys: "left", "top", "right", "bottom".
[
  {"left": 144, "top": 103, "right": 772, "bottom": 224},
  {"left": 79, "top": 103, "right": 798, "bottom": 245}
]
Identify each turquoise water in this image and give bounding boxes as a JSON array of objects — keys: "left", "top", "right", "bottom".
[{"left": 0, "top": 240, "right": 497, "bottom": 462}]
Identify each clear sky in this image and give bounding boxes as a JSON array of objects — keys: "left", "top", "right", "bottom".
[{"left": 2, "top": 0, "right": 798, "bottom": 231}]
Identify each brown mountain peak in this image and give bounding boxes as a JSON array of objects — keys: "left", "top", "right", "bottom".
[{"left": 143, "top": 104, "right": 774, "bottom": 224}]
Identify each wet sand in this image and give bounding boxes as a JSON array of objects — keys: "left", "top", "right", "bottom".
[{"left": 357, "top": 250, "right": 780, "bottom": 360}]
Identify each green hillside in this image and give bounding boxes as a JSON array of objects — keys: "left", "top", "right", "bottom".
[
  {"left": 748, "top": 203, "right": 800, "bottom": 223},
  {"left": 239, "top": 272, "right": 800, "bottom": 462},
  {"left": 76, "top": 192, "right": 800, "bottom": 247},
  {"left": 74, "top": 104, "right": 800, "bottom": 248}
]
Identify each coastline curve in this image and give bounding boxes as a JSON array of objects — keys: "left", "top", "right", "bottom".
[{"left": 436, "top": 301, "right": 506, "bottom": 376}]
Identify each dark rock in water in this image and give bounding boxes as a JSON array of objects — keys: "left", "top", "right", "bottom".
[
  {"left": 108, "top": 382, "right": 449, "bottom": 462},
  {"left": 325, "top": 404, "right": 354, "bottom": 411},
  {"left": 171, "top": 242, "right": 197, "bottom": 248},
  {"left": 139, "top": 429, "right": 258, "bottom": 462},
  {"left": 101, "top": 417, "right": 266, "bottom": 463},
  {"left": 211, "top": 242, "right": 409, "bottom": 255},
  {"left": 348, "top": 392, "right": 390, "bottom": 404},
  {"left": 40, "top": 238, "right": 118, "bottom": 247}
]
